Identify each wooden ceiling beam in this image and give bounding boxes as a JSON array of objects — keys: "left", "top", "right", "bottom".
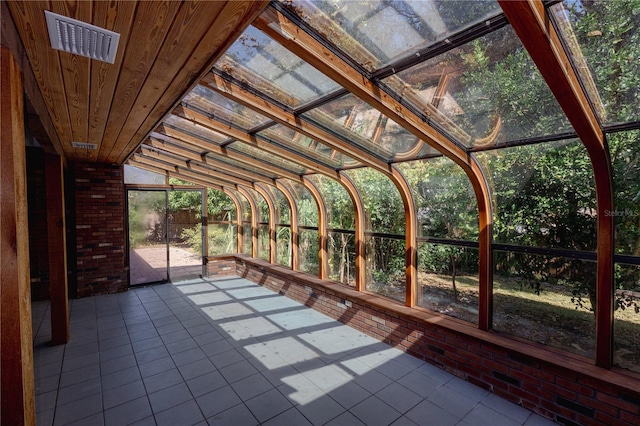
[
  {"left": 139, "top": 145, "right": 261, "bottom": 187},
  {"left": 127, "top": 159, "right": 224, "bottom": 191},
  {"left": 200, "top": 73, "right": 393, "bottom": 173},
  {"left": 140, "top": 143, "right": 278, "bottom": 186},
  {"left": 147, "top": 136, "right": 303, "bottom": 182},
  {"left": 132, "top": 154, "right": 243, "bottom": 190},
  {"left": 151, "top": 126, "right": 308, "bottom": 181},
  {"left": 499, "top": 0, "right": 614, "bottom": 368},
  {"left": 174, "top": 105, "right": 339, "bottom": 177}
]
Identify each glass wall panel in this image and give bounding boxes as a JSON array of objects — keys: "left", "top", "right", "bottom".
[
  {"left": 346, "top": 168, "right": 405, "bottom": 299},
  {"left": 283, "top": 0, "right": 500, "bottom": 71},
  {"left": 476, "top": 140, "right": 597, "bottom": 250},
  {"left": 328, "top": 231, "right": 356, "bottom": 286},
  {"left": 237, "top": 191, "right": 252, "bottom": 256},
  {"left": 299, "top": 229, "right": 320, "bottom": 276},
  {"left": 417, "top": 243, "right": 479, "bottom": 324},
  {"left": 208, "top": 224, "right": 237, "bottom": 255},
  {"left": 611, "top": 130, "right": 640, "bottom": 256},
  {"left": 345, "top": 168, "right": 404, "bottom": 234},
  {"left": 124, "top": 164, "right": 165, "bottom": 185},
  {"left": 307, "top": 175, "right": 355, "bottom": 231},
  {"left": 399, "top": 158, "right": 478, "bottom": 240},
  {"left": 242, "top": 223, "right": 252, "bottom": 256},
  {"left": 614, "top": 263, "right": 640, "bottom": 374},
  {"left": 169, "top": 177, "right": 195, "bottom": 186},
  {"left": 366, "top": 236, "right": 405, "bottom": 302},
  {"left": 276, "top": 226, "right": 291, "bottom": 267},
  {"left": 257, "top": 225, "right": 270, "bottom": 262},
  {"left": 551, "top": 1, "right": 640, "bottom": 125},
  {"left": 385, "top": 26, "right": 572, "bottom": 147},
  {"left": 207, "top": 189, "right": 237, "bottom": 255},
  {"left": 493, "top": 251, "right": 596, "bottom": 358},
  {"left": 168, "top": 190, "right": 203, "bottom": 281},
  {"left": 215, "top": 26, "right": 340, "bottom": 108}
]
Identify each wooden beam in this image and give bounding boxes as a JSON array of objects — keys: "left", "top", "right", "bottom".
[
  {"left": 141, "top": 143, "right": 277, "bottom": 185},
  {"left": 175, "top": 104, "right": 338, "bottom": 177},
  {"left": 1, "top": 45, "right": 35, "bottom": 426},
  {"left": 2, "top": 1, "right": 66, "bottom": 159},
  {"left": 45, "top": 153, "right": 69, "bottom": 345},
  {"left": 499, "top": 0, "right": 614, "bottom": 368}
]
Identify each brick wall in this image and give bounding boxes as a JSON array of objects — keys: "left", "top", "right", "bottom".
[
  {"left": 205, "top": 255, "right": 237, "bottom": 278},
  {"left": 26, "top": 148, "right": 49, "bottom": 300},
  {"left": 234, "top": 255, "right": 640, "bottom": 426},
  {"left": 73, "top": 163, "right": 127, "bottom": 297}
]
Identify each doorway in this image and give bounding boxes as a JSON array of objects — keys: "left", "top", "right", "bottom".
[{"left": 127, "top": 188, "right": 205, "bottom": 286}]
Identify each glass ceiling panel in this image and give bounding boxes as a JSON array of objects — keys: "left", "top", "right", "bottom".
[
  {"left": 227, "top": 142, "right": 308, "bottom": 175},
  {"left": 164, "top": 115, "right": 231, "bottom": 144},
  {"left": 383, "top": 25, "right": 573, "bottom": 148},
  {"left": 550, "top": 1, "right": 640, "bottom": 125},
  {"left": 258, "top": 124, "right": 361, "bottom": 169},
  {"left": 215, "top": 25, "right": 340, "bottom": 107},
  {"left": 282, "top": 0, "right": 500, "bottom": 72},
  {"left": 204, "top": 153, "right": 279, "bottom": 181},
  {"left": 301, "top": 92, "right": 436, "bottom": 161},
  {"left": 183, "top": 84, "right": 271, "bottom": 131}
]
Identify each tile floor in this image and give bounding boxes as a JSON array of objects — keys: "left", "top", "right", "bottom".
[{"left": 32, "top": 276, "right": 557, "bottom": 426}]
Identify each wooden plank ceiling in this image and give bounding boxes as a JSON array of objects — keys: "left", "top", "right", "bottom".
[{"left": 5, "top": 0, "right": 269, "bottom": 164}]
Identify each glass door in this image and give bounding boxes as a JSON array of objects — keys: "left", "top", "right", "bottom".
[
  {"left": 128, "top": 190, "right": 168, "bottom": 285},
  {"left": 167, "top": 189, "right": 205, "bottom": 281}
]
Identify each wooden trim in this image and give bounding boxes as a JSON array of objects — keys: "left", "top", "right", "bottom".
[
  {"left": 0, "top": 45, "right": 35, "bottom": 426},
  {"left": 45, "top": 153, "right": 69, "bottom": 345},
  {"left": 301, "top": 177, "right": 328, "bottom": 280},
  {"left": 499, "top": 0, "right": 614, "bottom": 367}
]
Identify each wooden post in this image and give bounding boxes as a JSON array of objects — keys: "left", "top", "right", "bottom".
[
  {"left": 1, "top": 45, "right": 36, "bottom": 426},
  {"left": 45, "top": 153, "right": 69, "bottom": 345}
]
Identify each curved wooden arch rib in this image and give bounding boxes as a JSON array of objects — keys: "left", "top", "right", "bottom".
[
  {"left": 499, "top": 0, "right": 613, "bottom": 367},
  {"left": 274, "top": 181, "right": 300, "bottom": 270},
  {"left": 301, "top": 177, "right": 329, "bottom": 280}
]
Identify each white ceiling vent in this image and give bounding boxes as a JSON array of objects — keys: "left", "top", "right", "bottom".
[
  {"left": 45, "top": 10, "right": 120, "bottom": 64},
  {"left": 71, "top": 142, "right": 98, "bottom": 150}
]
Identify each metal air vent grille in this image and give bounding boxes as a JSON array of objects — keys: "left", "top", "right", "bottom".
[{"left": 45, "top": 10, "right": 120, "bottom": 64}]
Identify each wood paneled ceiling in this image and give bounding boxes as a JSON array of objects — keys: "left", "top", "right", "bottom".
[{"left": 3, "top": 0, "right": 269, "bottom": 164}]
